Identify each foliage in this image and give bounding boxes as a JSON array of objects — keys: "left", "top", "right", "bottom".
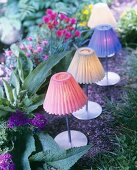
[
  {"left": 125, "top": 51, "right": 137, "bottom": 84},
  {"left": 30, "top": 133, "right": 91, "bottom": 170},
  {"left": 0, "top": 49, "right": 73, "bottom": 114},
  {"left": 118, "top": 8, "right": 137, "bottom": 48},
  {"left": 91, "top": 132, "right": 137, "bottom": 170},
  {"left": 4, "top": 9, "right": 78, "bottom": 67}
]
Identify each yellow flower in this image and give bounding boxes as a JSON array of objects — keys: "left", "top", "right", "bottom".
[
  {"left": 82, "top": 9, "right": 89, "bottom": 15},
  {"left": 79, "top": 21, "right": 87, "bottom": 27},
  {"left": 88, "top": 4, "right": 93, "bottom": 10}
]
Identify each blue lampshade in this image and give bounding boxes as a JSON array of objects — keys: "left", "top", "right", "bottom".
[{"left": 88, "top": 24, "right": 122, "bottom": 57}]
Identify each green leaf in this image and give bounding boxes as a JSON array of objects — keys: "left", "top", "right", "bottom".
[
  {"left": 18, "top": 52, "right": 33, "bottom": 78},
  {"left": 2, "top": 80, "right": 14, "bottom": 104},
  {"left": 23, "top": 50, "right": 73, "bottom": 94},
  {"left": 30, "top": 133, "right": 91, "bottom": 170},
  {"left": 10, "top": 71, "right": 20, "bottom": 95},
  {"left": 48, "top": 145, "right": 91, "bottom": 170},
  {"left": 13, "top": 134, "right": 35, "bottom": 170},
  {"left": 17, "top": 57, "right": 24, "bottom": 83},
  {"left": 26, "top": 94, "right": 44, "bottom": 113},
  {"left": 10, "top": 43, "right": 20, "bottom": 57},
  {"left": 38, "top": 133, "right": 64, "bottom": 154},
  {"left": 0, "top": 86, "right": 4, "bottom": 98}
]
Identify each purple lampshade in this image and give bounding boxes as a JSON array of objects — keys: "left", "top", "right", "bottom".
[{"left": 88, "top": 24, "right": 122, "bottom": 57}]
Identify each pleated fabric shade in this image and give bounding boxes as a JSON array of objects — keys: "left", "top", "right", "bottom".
[
  {"left": 88, "top": 25, "right": 122, "bottom": 57},
  {"left": 43, "top": 72, "right": 88, "bottom": 115},
  {"left": 67, "top": 47, "right": 105, "bottom": 84},
  {"left": 88, "top": 3, "right": 117, "bottom": 29}
]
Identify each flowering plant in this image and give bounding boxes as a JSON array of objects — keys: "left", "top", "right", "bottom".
[
  {"left": 118, "top": 8, "right": 137, "bottom": 47},
  {"left": 76, "top": 4, "right": 93, "bottom": 27},
  {"left": 4, "top": 9, "right": 80, "bottom": 68}
]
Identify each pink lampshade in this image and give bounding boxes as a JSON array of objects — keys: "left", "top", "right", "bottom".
[{"left": 43, "top": 72, "right": 88, "bottom": 115}]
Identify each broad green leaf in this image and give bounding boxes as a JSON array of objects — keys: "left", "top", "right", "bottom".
[
  {"left": 23, "top": 50, "right": 73, "bottom": 94},
  {"left": 0, "top": 105, "right": 15, "bottom": 113},
  {"left": 30, "top": 145, "right": 91, "bottom": 170},
  {"left": 10, "top": 71, "right": 20, "bottom": 95},
  {"left": 48, "top": 145, "right": 91, "bottom": 170},
  {"left": 18, "top": 52, "right": 33, "bottom": 78},
  {"left": 2, "top": 80, "right": 14, "bottom": 103},
  {"left": 30, "top": 133, "right": 91, "bottom": 170},
  {"left": 17, "top": 57, "right": 24, "bottom": 83},
  {"left": 13, "top": 134, "right": 35, "bottom": 170},
  {"left": 0, "top": 86, "right": 4, "bottom": 98},
  {"left": 26, "top": 94, "right": 44, "bottom": 113}
]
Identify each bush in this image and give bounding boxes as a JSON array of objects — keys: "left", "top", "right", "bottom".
[{"left": 118, "top": 8, "right": 137, "bottom": 48}]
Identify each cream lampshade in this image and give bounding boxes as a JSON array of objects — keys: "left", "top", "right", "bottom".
[
  {"left": 68, "top": 47, "right": 105, "bottom": 120},
  {"left": 88, "top": 3, "right": 117, "bottom": 29},
  {"left": 43, "top": 72, "right": 88, "bottom": 149}
]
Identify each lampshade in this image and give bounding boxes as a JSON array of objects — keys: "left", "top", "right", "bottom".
[
  {"left": 88, "top": 25, "right": 121, "bottom": 57},
  {"left": 43, "top": 72, "right": 88, "bottom": 115},
  {"left": 67, "top": 47, "right": 105, "bottom": 84},
  {"left": 88, "top": 3, "right": 117, "bottom": 29}
]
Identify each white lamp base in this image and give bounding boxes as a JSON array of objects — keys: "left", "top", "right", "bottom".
[
  {"left": 72, "top": 101, "right": 102, "bottom": 120},
  {"left": 54, "top": 130, "right": 88, "bottom": 149},
  {"left": 96, "top": 72, "right": 120, "bottom": 86}
]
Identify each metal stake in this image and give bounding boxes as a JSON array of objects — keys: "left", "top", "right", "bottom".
[
  {"left": 85, "top": 84, "right": 89, "bottom": 112},
  {"left": 65, "top": 115, "right": 72, "bottom": 147}
]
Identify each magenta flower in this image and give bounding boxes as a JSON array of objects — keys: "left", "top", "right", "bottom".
[
  {"left": 65, "top": 31, "right": 72, "bottom": 39},
  {"left": 43, "top": 15, "right": 50, "bottom": 24},
  {"left": 46, "top": 9, "right": 53, "bottom": 15},
  {"left": 29, "top": 113, "right": 47, "bottom": 129},
  {"left": 50, "top": 12, "right": 57, "bottom": 20},
  {"left": 70, "top": 18, "right": 77, "bottom": 24},
  {"left": 64, "top": 17, "right": 70, "bottom": 23},
  {"left": 47, "top": 23, "right": 54, "bottom": 30},
  {"left": 5, "top": 50, "right": 12, "bottom": 57},
  {"left": 0, "top": 153, "right": 14, "bottom": 170},
  {"left": 59, "top": 13, "right": 66, "bottom": 20},
  {"left": 75, "top": 30, "right": 81, "bottom": 37},
  {"left": 56, "top": 30, "right": 64, "bottom": 38}
]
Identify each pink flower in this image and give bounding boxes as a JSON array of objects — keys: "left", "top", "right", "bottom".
[
  {"left": 43, "top": 55, "right": 48, "bottom": 60},
  {"left": 46, "top": 9, "right": 53, "bottom": 15},
  {"left": 36, "top": 46, "right": 43, "bottom": 52},
  {"left": 26, "top": 53, "right": 31, "bottom": 57},
  {"left": 42, "top": 40, "right": 48, "bottom": 46},
  {"left": 33, "top": 50, "right": 38, "bottom": 54},
  {"left": 48, "top": 23, "right": 54, "bottom": 30},
  {"left": 67, "top": 26, "right": 75, "bottom": 31},
  {"left": 20, "top": 44, "right": 25, "bottom": 50},
  {"left": 59, "top": 13, "right": 67, "bottom": 20},
  {"left": 56, "top": 30, "right": 64, "bottom": 38},
  {"left": 43, "top": 16, "right": 50, "bottom": 23},
  {"left": 27, "top": 37, "right": 33, "bottom": 41},
  {"left": 5, "top": 50, "right": 12, "bottom": 56},
  {"left": 64, "top": 17, "right": 70, "bottom": 23},
  {"left": 63, "top": 29, "right": 67, "bottom": 34},
  {"left": 75, "top": 30, "right": 81, "bottom": 37},
  {"left": 53, "top": 20, "right": 58, "bottom": 26},
  {"left": 26, "top": 45, "right": 33, "bottom": 50},
  {"left": 50, "top": 12, "right": 57, "bottom": 20},
  {"left": 70, "top": 18, "right": 77, "bottom": 24},
  {"left": 65, "top": 31, "right": 72, "bottom": 39}
]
